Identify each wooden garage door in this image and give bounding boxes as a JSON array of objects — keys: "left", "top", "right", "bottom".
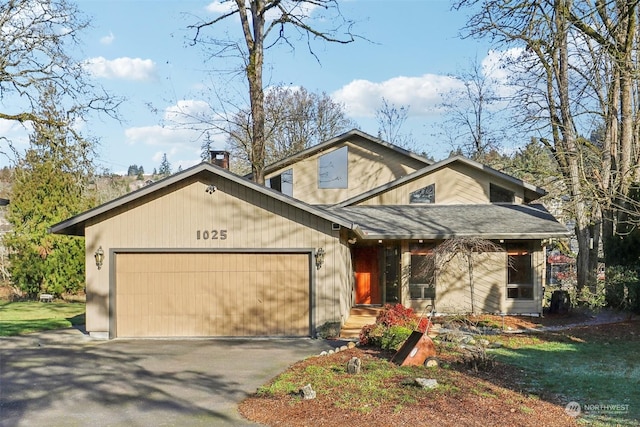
[{"left": 115, "top": 252, "right": 310, "bottom": 337}]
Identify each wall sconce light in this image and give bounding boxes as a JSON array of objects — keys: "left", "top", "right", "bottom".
[
  {"left": 206, "top": 185, "right": 217, "bottom": 194},
  {"left": 315, "top": 247, "right": 325, "bottom": 270},
  {"left": 94, "top": 246, "right": 104, "bottom": 270}
]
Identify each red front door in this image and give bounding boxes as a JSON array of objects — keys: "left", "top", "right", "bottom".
[{"left": 354, "top": 247, "right": 381, "bottom": 305}]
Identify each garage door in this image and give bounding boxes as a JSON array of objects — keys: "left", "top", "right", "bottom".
[{"left": 115, "top": 252, "right": 310, "bottom": 337}]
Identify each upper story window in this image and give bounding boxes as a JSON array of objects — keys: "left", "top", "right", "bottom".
[
  {"left": 490, "top": 183, "right": 515, "bottom": 203},
  {"left": 410, "top": 184, "right": 435, "bottom": 204},
  {"left": 266, "top": 169, "right": 293, "bottom": 196},
  {"left": 318, "top": 146, "right": 348, "bottom": 189}
]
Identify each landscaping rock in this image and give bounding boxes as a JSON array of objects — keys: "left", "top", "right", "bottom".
[
  {"left": 347, "top": 357, "right": 361, "bottom": 374},
  {"left": 414, "top": 378, "right": 438, "bottom": 389},
  {"left": 299, "top": 384, "right": 316, "bottom": 400},
  {"left": 347, "top": 341, "right": 356, "bottom": 349}
]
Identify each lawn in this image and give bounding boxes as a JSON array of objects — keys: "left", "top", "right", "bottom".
[
  {"left": 0, "top": 300, "right": 85, "bottom": 336},
  {"left": 491, "top": 323, "right": 640, "bottom": 426},
  {"left": 239, "top": 317, "right": 640, "bottom": 427}
]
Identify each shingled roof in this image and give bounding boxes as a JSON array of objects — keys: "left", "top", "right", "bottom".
[{"left": 331, "top": 204, "right": 569, "bottom": 240}]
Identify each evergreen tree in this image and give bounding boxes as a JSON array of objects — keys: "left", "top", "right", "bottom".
[
  {"left": 3, "top": 85, "right": 95, "bottom": 297},
  {"left": 158, "top": 154, "right": 171, "bottom": 176}
]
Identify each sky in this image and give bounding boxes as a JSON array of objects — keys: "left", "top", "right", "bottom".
[{"left": 1, "top": 0, "right": 498, "bottom": 174}]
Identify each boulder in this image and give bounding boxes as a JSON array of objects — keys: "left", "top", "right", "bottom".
[{"left": 347, "top": 356, "right": 361, "bottom": 374}]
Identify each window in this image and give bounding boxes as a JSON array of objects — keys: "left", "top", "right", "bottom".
[
  {"left": 490, "top": 183, "right": 514, "bottom": 203},
  {"left": 318, "top": 146, "right": 348, "bottom": 189},
  {"left": 507, "top": 243, "right": 533, "bottom": 299},
  {"left": 409, "top": 244, "right": 436, "bottom": 300},
  {"left": 266, "top": 169, "right": 293, "bottom": 196},
  {"left": 410, "top": 184, "right": 435, "bottom": 204}
]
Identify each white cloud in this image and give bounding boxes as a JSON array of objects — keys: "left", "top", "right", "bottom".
[
  {"left": 100, "top": 31, "right": 115, "bottom": 45},
  {"left": 83, "top": 57, "right": 157, "bottom": 81},
  {"left": 332, "top": 74, "right": 464, "bottom": 118},
  {"left": 205, "top": 1, "right": 235, "bottom": 14}
]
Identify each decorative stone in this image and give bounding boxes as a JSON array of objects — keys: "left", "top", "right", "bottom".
[
  {"left": 339, "top": 345, "right": 348, "bottom": 352},
  {"left": 320, "top": 351, "right": 328, "bottom": 356},
  {"left": 414, "top": 378, "right": 438, "bottom": 389},
  {"left": 347, "top": 341, "right": 356, "bottom": 349},
  {"left": 299, "top": 384, "right": 316, "bottom": 400},
  {"left": 478, "top": 339, "right": 490, "bottom": 347},
  {"left": 328, "top": 349, "right": 335, "bottom": 355},
  {"left": 347, "top": 356, "right": 361, "bottom": 374}
]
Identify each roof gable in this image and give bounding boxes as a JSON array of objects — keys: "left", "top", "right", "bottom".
[
  {"left": 50, "top": 162, "right": 353, "bottom": 236},
  {"left": 262, "top": 129, "right": 432, "bottom": 176},
  {"left": 336, "top": 155, "right": 547, "bottom": 207}
]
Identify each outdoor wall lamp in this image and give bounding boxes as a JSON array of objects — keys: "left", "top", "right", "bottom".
[
  {"left": 315, "top": 247, "right": 325, "bottom": 270},
  {"left": 94, "top": 246, "right": 104, "bottom": 270}
]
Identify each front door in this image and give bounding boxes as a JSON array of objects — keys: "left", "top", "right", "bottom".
[{"left": 354, "top": 246, "right": 381, "bottom": 305}]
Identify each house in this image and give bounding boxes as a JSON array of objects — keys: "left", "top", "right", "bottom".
[{"left": 50, "top": 129, "right": 568, "bottom": 339}]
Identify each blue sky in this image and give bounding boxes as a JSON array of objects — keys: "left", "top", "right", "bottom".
[{"left": 1, "top": 0, "right": 497, "bottom": 174}]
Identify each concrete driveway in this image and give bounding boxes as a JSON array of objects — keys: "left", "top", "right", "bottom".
[{"left": 0, "top": 328, "right": 340, "bottom": 427}]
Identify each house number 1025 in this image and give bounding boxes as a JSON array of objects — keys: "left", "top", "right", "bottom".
[{"left": 197, "top": 229, "right": 228, "bottom": 240}]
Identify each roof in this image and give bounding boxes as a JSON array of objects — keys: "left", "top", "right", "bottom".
[
  {"left": 49, "top": 162, "right": 354, "bottom": 237},
  {"left": 261, "top": 128, "right": 433, "bottom": 176},
  {"left": 336, "top": 156, "right": 547, "bottom": 207},
  {"left": 331, "top": 204, "right": 569, "bottom": 240}
]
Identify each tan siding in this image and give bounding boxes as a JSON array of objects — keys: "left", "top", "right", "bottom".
[
  {"left": 266, "top": 136, "right": 424, "bottom": 205},
  {"left": 359, "top": 162, "right": 526, "bottom": 206},
  {"left": 403, "top": 242, "right": 544, "bottom": 315},
  {"left": 85, "top": 176, "right": 349, "bottom": 336}
]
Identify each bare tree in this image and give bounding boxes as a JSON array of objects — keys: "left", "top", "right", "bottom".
[
  {"left": 0, "top": 0, "right": 121, "bottom": 162},
  {"left": 437, "top": 56, "right": 505, "bottom": 160},
  {"left": 189, "top": 1, "right": 355, "bottom": 184},
  {"left": 225, "top": 85, "right": 357, "bottom": 174},
  {"left": 375, "top": 98, "right": 415, "bottom": 149},
  {"left": 420, "top": 237, "right": 506, "bottom": 314}
]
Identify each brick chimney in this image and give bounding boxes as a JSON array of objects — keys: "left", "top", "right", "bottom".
[{"left": 210, "top": 151, "right": 230, "bottom": 169}]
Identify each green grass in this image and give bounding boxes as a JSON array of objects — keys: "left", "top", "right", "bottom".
[
  {"left": 257, "top": 356, "right": 453, "bottom": 413},
  {"left": 491, "top": 334, "right": 640, "bottom": 425},
  {"left": 0, "top": 301, "right": 85, "bottom": 336}
]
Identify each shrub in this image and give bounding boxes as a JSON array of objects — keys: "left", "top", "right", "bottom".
[
  {"left": 380, "top": 325, "right": 413, "bottom": 350},
  {"left": 606, "top": 266, "right": 640, "bottom": 313},
  {"left": 375, "top": 303, "right": 418, "bottom": 328},
  {"left": 360, "top": 304, "right": 423, "bottom": 347},
  {"left": 316, "top": 322, "right": 341, "bottom": 339}
]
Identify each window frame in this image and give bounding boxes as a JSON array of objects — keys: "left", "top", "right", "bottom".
[
  {"left": 318, "top": 146, "right": 348, "bottom": 189},
  {"left": 409, "top": 183, "right": 436, "bottom": 204},
  {"left": 506, "top": 243, "right": 534, "bottom": 300},
  {"left": 266, "top": 168, "right": 293, "bottom": 196},
  {"left": 409, "top": 243, "right": 436, "bottom": 300},
  {"left": 490, "top": 183, "right": 515, "bottom": 203}
]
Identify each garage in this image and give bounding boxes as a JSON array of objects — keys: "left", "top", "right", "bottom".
[{"left": 114, "top": 252, "right": 311, "bottom": 337}]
